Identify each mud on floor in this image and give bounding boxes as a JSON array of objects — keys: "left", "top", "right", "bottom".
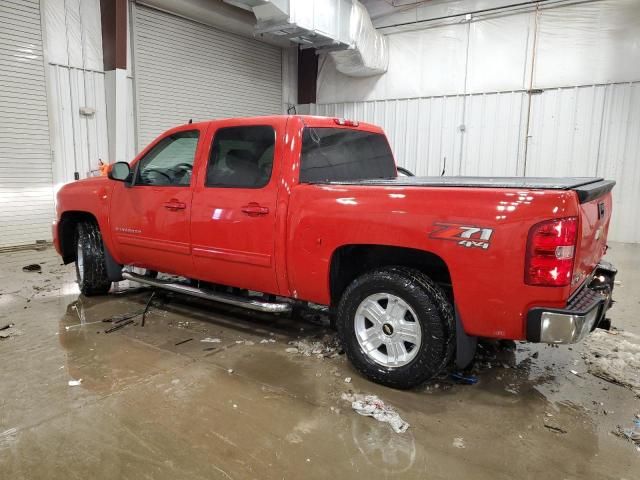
[{"left": 0, "top": 245, "right": 639, "bottom": 479}]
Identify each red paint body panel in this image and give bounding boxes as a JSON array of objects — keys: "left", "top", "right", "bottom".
[
  {"left": 572, "top": 192, "right": 612, "bottom": 291},
  {"left": 109, "top": 123, "right": 208, "bottom": 276},
  {"left": 189, "top": 117, "right": 289, "bottom": 293},
  {"left": 54, "top": 115, "right": 613, "bottom": 341},
  {"left": 54, "top": 176, "right": 116, "bottom": 255},
  {"left": 285, "top": 185, "right": 578, "bottom": 339}
]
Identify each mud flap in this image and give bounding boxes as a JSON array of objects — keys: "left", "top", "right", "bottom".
[
  {"left": 455, "top": 307, "right": 477, "bottom": 369},
  {"left": 104, "top": 243, "right": 123, "bottom": 282}
]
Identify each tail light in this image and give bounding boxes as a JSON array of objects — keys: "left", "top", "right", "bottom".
[{"left": 525, "top": 217, "right": 578, "bottom": 287}]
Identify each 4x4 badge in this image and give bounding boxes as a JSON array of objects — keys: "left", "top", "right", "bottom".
[{"left": 430, "top": 223, "right": 494, "bottom": 250}]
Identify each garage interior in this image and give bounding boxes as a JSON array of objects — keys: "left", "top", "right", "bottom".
[{"left": 1, "top": 0, "right": 639, "bottom": 478}]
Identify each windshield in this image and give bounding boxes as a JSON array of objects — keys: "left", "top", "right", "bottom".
[{"left": 300, "top": 128, "right": 396, "bottom": 183}]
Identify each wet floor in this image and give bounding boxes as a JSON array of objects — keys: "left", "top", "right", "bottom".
[{"left": 0, "top": 244, "right": 639, "bottom": 479}]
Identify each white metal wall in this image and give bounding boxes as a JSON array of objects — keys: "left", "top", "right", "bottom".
[
  {"left": 310, "top": 82, "right": 640, "bottom": 243},
  {"left": 43, "top": 0, "right": 109, "bottom": 184},
  {"left": 526, "top": 82, "right": 640, "bottom": 243},
  {"left": 46, "top": 65, "right": 109, "bottom": 182},
  {"left": 310, "top": 92, "right": 526, "bottom": 177},
  {"left": 0, "top": 0, "right": 54, "bottom": 248},
  {"left": 132, "top": 4, "right": 283, "bottom": 149},
  {"left": 311, "top": 0, "right": 640, "bottom": 243}
]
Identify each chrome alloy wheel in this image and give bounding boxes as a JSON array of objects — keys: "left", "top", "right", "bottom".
[
  {"left": 76, "top": 237, "right": 85, "bottom": 283},
  {"left": 354, "top": 293, "right": 422, "bottom": 368}
]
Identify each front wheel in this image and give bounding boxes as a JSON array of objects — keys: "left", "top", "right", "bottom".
[
  {"left": 336, "top": 267, "right": 455, "bottom": 389},
  {"left": 75, "top": 221, "right": 112, "bottom": 296}
]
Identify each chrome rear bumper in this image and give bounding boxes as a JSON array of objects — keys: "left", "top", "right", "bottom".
[{"left": 526, "top": 262, "right": 616, "bottom": 344}]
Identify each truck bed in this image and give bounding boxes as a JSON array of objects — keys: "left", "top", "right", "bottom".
[{"left": 315, "top": 176, "right": 615, "bottom": 203}]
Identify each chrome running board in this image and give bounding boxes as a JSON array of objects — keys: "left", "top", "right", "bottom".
[{"left": 121, "top": 269, "right": 292, "bottom": 314}]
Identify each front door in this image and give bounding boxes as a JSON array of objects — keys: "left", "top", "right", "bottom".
[
  {"left": 110, "top": 127, "right": 203, "bottom": 275},
  {"left": 190, "top": 122, "right": 282, "bottom": 294}
]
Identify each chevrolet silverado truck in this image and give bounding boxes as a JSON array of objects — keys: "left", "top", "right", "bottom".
[{"left": 53, "top": 115, "right": 617, "bottom": 389}]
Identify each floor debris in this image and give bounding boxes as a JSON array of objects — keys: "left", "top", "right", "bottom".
[
  {"left": 104, "top": 319, "right": 134, "bottom": 333},
  {"left": 343, "top": 393, "right": 409, "bottom": 433},
  {"left": 287, "top": 334, "right": 342, "bottom": 358},
  {"left": 450, "top": 372, "right": 479, "bottom": 385},
  {"left": 612, "top": 422, "right": 640, "bottom": 451},
  {"left": 0, "top": 324, "right": 19, "bottom": 339},
  {"left": 175, "top": 338, "right": 193, "bottom": 346},
  {"left": 68, "top": 379, "right": 82, "bottom": 386},
  {"left": 583, "top": 329, "right": 640, "bottom": 396},
  {"left": 544, "top": 424, "right": 568, "bottom": 434},
  {"left": 0, "top": 428, "right": 18, "bottom": 448},
  {"left": 344, "top": 377, "right": 352, "bottom": 383},
  {"left": 140, "top": 291, "right": 157, "bottom": 327},
  {"left": 452, "top": 437, "right": 466, "bottom": 449},
  {"left": 22, "top": 264, "right": 42, "bottom": 273},
  {"left": 201, "top": 337, "right": 221, "bottom": 343}
]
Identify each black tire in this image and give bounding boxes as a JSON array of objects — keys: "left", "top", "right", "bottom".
[
  {"left": 336, "top": 267, "right": 455, "bottom": 389},
  {"left": 75, "top": 221, "right": 112, "bottom": 296}
]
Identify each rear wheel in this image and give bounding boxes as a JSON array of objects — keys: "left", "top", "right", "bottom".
[
  {"left": 75, "top": 221, "right": 112, "bottom": 296},
  {"left": 336, "top": 267, "right": 454, "bottom": 389}
]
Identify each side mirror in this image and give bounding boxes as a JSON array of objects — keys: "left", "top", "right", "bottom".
[{"left": 108, "top": 162, "right": 131, "bottom": 182}]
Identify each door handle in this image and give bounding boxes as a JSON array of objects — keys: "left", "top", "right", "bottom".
[
  {"left": 163, "top": 199, "right": 186, "bottom": 211},
  {"left": 241, "top": 203, "right": 269, "bottom": 216}
]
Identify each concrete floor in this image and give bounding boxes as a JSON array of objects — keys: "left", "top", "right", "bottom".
[{"left": 0, "top": 243, "right": 638, "bottom": 479}]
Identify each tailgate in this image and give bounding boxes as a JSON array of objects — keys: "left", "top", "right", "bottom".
[{"left": 572, "top": 181, "right": 615, "bottom": 292}]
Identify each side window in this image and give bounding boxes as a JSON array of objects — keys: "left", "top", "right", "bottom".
[
  {"left": 135, "top": 131, "right": 199, "bottom": 186},
  {"left": 206, "top": 126, "right": 275, "bottom": 188}
]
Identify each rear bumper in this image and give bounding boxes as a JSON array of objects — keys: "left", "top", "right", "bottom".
[{"left": 526, "top": 261, "right": 616, "bottom": 344}]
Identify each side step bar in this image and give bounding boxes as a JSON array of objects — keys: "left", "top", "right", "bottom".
[{"left": 121, "top": 270, "right": 292, "bottom": 314}]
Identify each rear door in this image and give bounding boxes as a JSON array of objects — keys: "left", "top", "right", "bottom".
[
  {"left": 189, "top": 119, "right": 285, "bottom": 294},
  {"left": 110, "top": 126, "right": 205, "bottom": 275}
]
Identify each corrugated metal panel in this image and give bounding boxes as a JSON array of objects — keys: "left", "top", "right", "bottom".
[
  {"left": 461, "top": 92, "right": 527, "bottom": 176},
  {"left": 47, "top": 65, "right": 110, "bottom": 183},
  {"left": 133, "top": 5, "right": 283, "bottom": 149},
  {"left": 309, "top": 82, "right": 639, "bottom": 243},
  {"left": 0, "top": 0, "right": 53, "bottom": 247},
  {"left": 127, "top": 76, "right": 137, "bottom": 159},
  {"left": 312, "top": 96, "right": 465, "bottom": 176},
  {"left": 525, "top": 82, "right": 640, "bottom": 243},
  {"left": 597, "top": 82, "right": 640, "bottom": 243},
  {"left": 525, "top": 85, "right": 606, "bottom": 177},
  {"left": 311, "top": 92, "right": 526, "bottom": 176}
]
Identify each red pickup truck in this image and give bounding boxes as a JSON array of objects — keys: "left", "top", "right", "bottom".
[{"left": 53, "top": 115, "right": 616, "bottom": 389}]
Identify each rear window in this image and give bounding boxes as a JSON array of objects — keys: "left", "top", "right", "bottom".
[{"left": 300, "top": 128, "right": 396, "bottom": 183}]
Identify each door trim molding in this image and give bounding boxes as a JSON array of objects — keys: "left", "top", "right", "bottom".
[
  {"left": 192, "top": 245, "right": 272, "bottom": 267},
  {"left": 117, "top": 234, "right": 191, "bottom": 255}
]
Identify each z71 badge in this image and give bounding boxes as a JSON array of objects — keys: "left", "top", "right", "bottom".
[{"left": 430, "top": 223, "right": 494, "bottom": 250}]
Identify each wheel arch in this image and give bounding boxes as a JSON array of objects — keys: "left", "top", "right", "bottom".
[
  {"left": 58, "top": 211, "right": 100, "bottom": 264},
  {"left": 328, "top": 244, "right": 453, "bottom": 307},
  {"left": 60, "top": 211, "right": 123, "bottom": 282},
  {"left": 330, "top": 245, "right": 477, "bottom": 373}
]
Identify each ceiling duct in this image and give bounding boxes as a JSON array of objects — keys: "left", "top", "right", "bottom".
[
  {"left": 227, "top": 0, "right": 388, "bottom": 77},
  {"left": 330, "top": 0, "right": 388, "bottom": 77},
  {"left": 137, "top": 0, "right": 258, "bottom": 40}
]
